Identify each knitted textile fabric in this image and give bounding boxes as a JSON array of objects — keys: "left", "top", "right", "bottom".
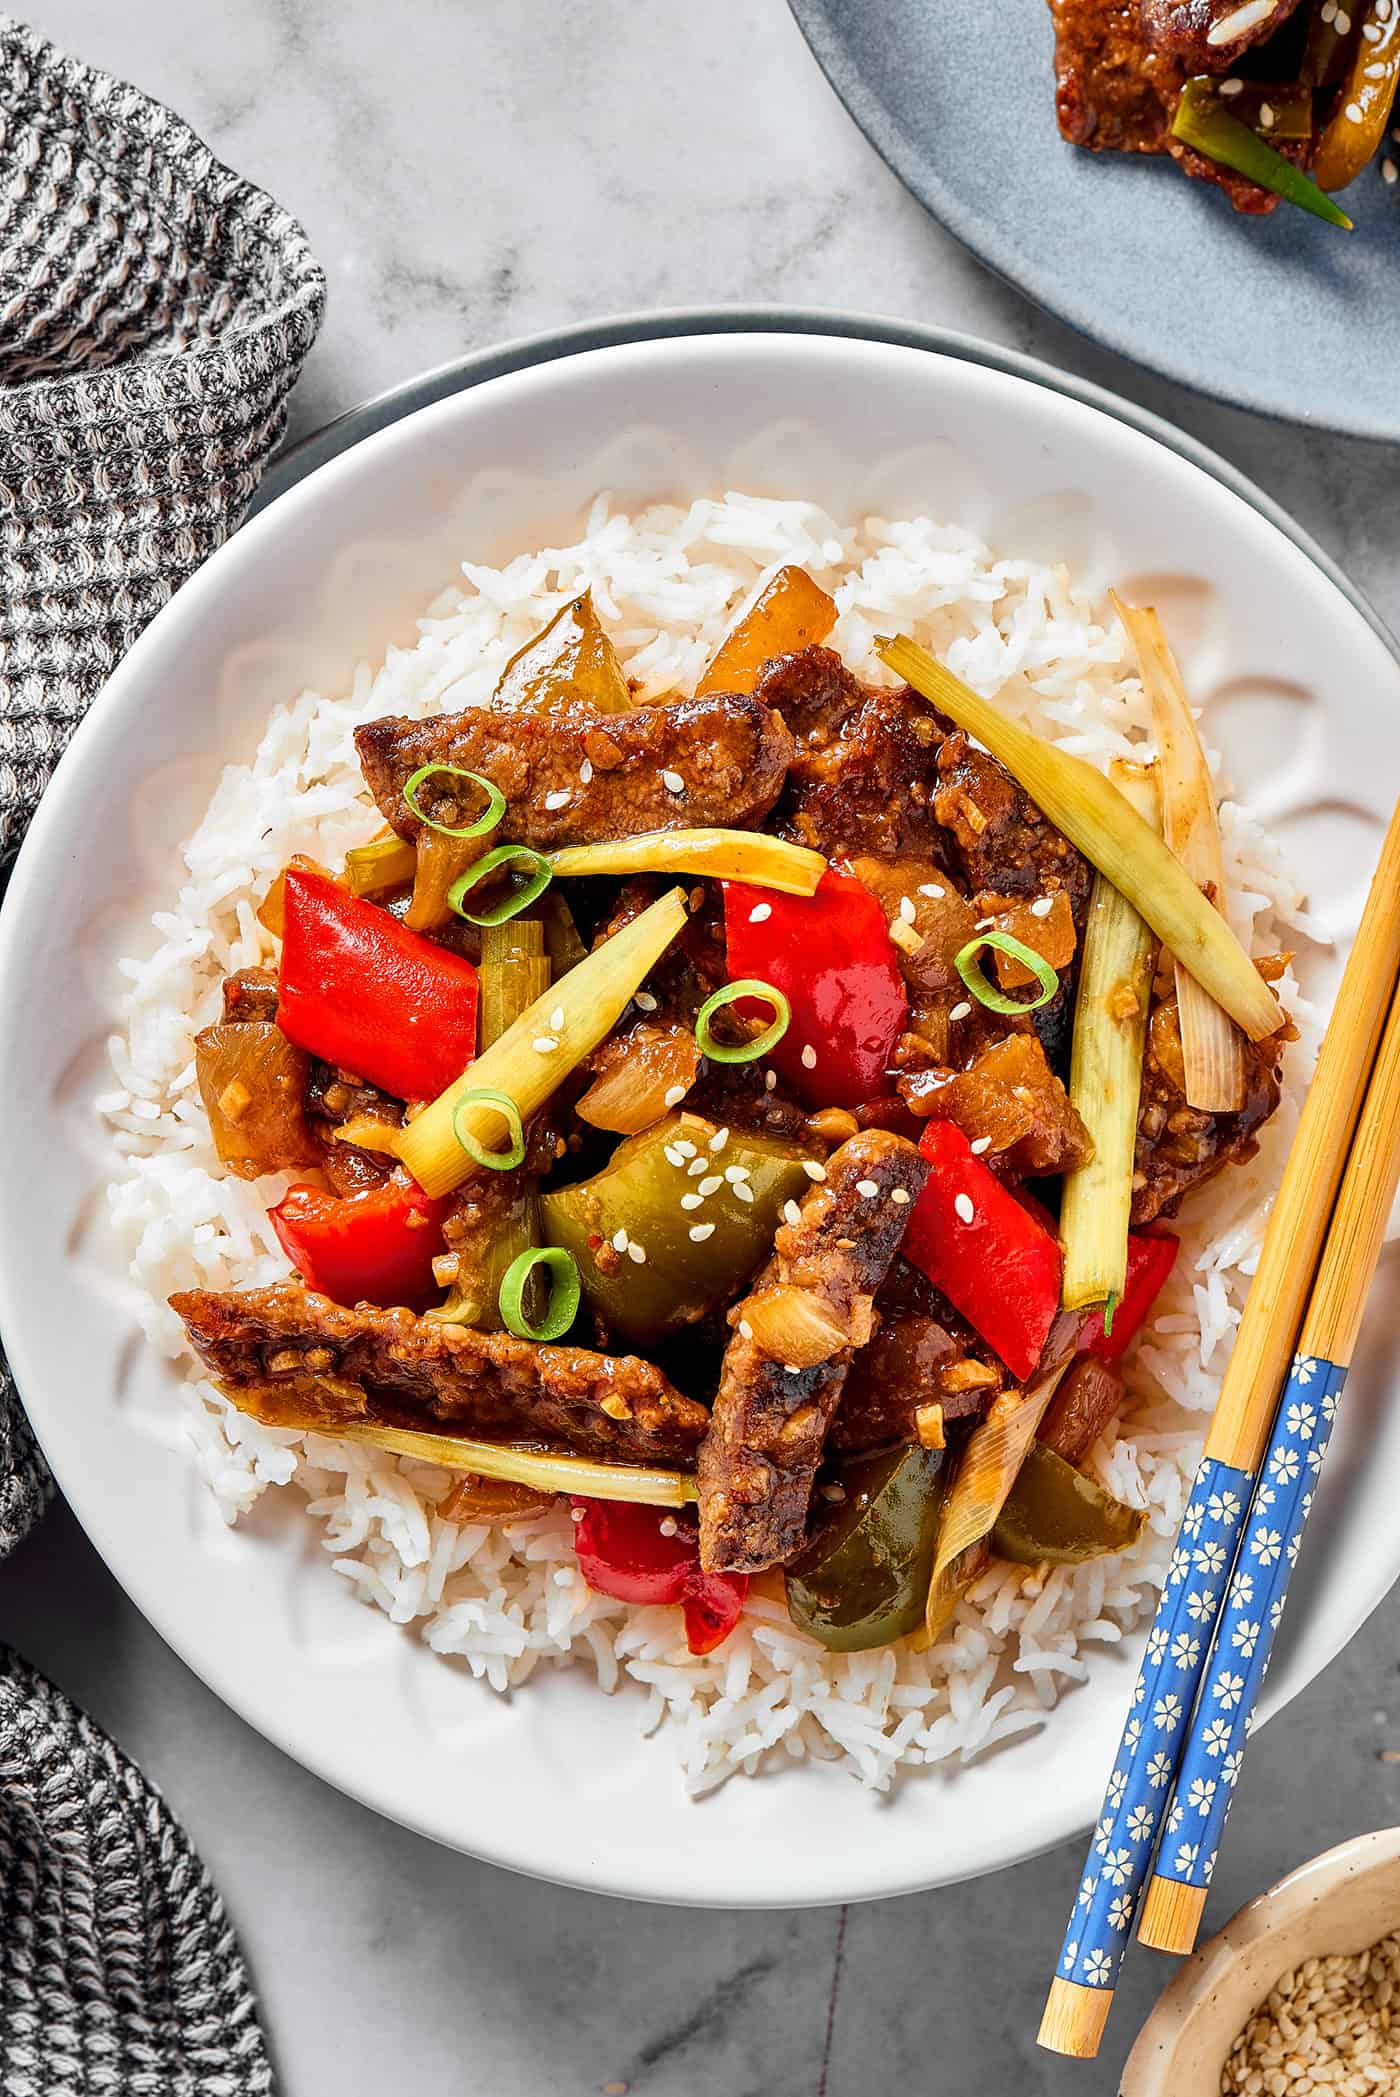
[{"left": 0, "top": 15, "right": 324, "bottom": 2089}]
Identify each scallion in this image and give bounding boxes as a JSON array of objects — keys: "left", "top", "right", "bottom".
[
  {"left": 954, "top": 933, "right": 1059, "bottom": 1016},
  {"left": 451, "top": 1087, "right": 525, "bottom": 1171},
  {"left": 447, "top": 845, "right": 552, "bottom": 927},
  {"left": 498, "top": 1246, "right": 581, "bottom": 1343},
  {"left": 403, "top": 763, "right": 507, "bottom": 840},
  {"left": 695, "top": 979, "right": 791, "bottom": 1064}
]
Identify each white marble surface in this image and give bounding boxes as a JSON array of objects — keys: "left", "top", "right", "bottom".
[{"left": 8, "top": 2, "right": 1400, "bottom": 2091}]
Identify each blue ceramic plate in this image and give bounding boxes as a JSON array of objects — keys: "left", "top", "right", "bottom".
[{"left": 788, "top": 0, "right": 1400, "bottom": 442}]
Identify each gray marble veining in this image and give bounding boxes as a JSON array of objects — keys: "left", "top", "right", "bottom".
[{"left": 9, "top": 2, "right": 1400, "bottom": 2092}]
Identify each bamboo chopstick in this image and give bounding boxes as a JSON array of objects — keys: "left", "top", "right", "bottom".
[
  {"left": 1137, "top": 970, "right": 1400, "bottom": 1953},
  {"left": 1039, "top": 794, "right": 1400, "bottom": 2062}
]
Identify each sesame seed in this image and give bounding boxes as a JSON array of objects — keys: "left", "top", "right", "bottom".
[
  {"left": 734, "top": 1181, "right": 754, "bottom": 1202},
  {"left": 739, "top": 1319, "right": 754, "bottom": 1340},
  {"left": 1029, "top": 896, "right": 1054, "bottom": 918},
  {"left": 1321, "top": 0, "right": 1337, "bottom": 18},
  {"left": 970, "top": 1135, "right": 992, "bottom": 1155},
  {"left": 950, "top": 1001, "right": 972, "bottom": 1022},
  {"left": 899, "top": 895, "right": 917, "bottom": 924},
  {"left": 975, "top": 916, "right": 996, "bottom": 931},
  {"left": 1336, "top": 5, "right": 1352, "bottom": 28},
  {"left": 709, "top": 1126, "right": 730, "bottom": 1152},
  {"left": 612, "top": 1229, "right": 629, "bottom": 1252},
  {"left": 785, "top": 1364, "right": 802, "bottom": 1376},
  {"left": 675, "top": 1139, "right": 696, "bottom": 1158},
  {"left": 533, "top": 1034, "right": 560, "bottom": 1053},
  {"left": 579, "top": 759, "right": 594, "bottom": 787},
  {"left": 543, "top": 789, "right": 570, "bottom": 811},
  {"left": 801, "top": 1044, "right": 818, "bottom": 1069},
  {"left": 680, "top": 1192, "right": 705, "bottom": 1211},
  {"left": 890, "top": 1186, "right": 911, "bottom": 1205},
  {"left": 918, "top": 883, "right": 946, "bottom": 899},
  {"left": 1207, "top": 0, "right": 1279, "bottom": 41},
  {"left": 698, "top": 1174, "right": 723, "bottom": 1196},
  {"left": 662, "top": 770, "right": 685, "bottom": 794},
  {"left": 748, "top": 902, "right": 772, "bottom": 923},
  {"left": 658, "top": 1516, "right": 678, "bottom": 1537},
  {"left": 1385, "top": 157, "right": 1398, "bottom": 184},
  {"left": 1259, "top": 100, "right": 1275, "bottom": 127},
  {"left": 664, "top": 1145, "right": 685, "bottom": 1167},
  {"left": 571, "top": 1506, "right": 586, "bottom": 1523},
  {"left": 627, "top": 1242, "right": 646, "bottom": 1264},
  {"left": 764, "top": 1069, "right": 777, "bottom": 1091},
  {"left": 664, "top": 1084, "right": 686, "bottom": 1106},
  {"left": 802, "top": 1161, "right": 827, "bottom": 1181},
  {"left": 684, "top": 1159, "right": 706, "bottom": 1181},
  {"left": 783, "top": 1200, "right": 803, "bottom": 1227},
  {"left": 1368, "top": 58, "right": 1388, "bottom": 74},
  {"left": 856, "top": 1179, "right": 880, "bottom": 1198},
  {"left": 549, "top": 1005, "right": 565, "bottom": 1031},
  {"left": 688, "top": 1222, "right": 715, "bottom": 1242},
  {"left": 954, "top": 1193, "right": 975, "bottom": 1224},
  {"left": 1347, "top": 100, "right": 1364, "bottom": 123},
  {"left": 1219, "top": 75, "right": 1244, "bottom": 95},
  {"left": 634, "top": 990, "right": 658, "bottom": 1012}
]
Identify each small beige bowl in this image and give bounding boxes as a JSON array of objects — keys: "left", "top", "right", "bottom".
[{"left": 1121, "top": 1829, "right": 1400, "bottom": 2096}]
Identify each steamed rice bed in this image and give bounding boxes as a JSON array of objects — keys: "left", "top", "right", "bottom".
[{"left": 103, "top": 491, "right": 1318, "bottom": 1795}]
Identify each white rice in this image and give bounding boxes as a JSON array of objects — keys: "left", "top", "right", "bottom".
[{"left": 103, "top": 491, "right": 1322, "bottom": 1795}]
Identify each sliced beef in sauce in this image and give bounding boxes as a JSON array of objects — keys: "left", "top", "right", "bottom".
[
  {"left": 830, "top": 1259, "right": 1005, "bottom": 1453},
  {"left": 1139, "top": 0, "right": 1306, "bottom": 70},
  {"left": 221, "top": 967, "right": 281, "bottom": 1025},
  {"left": 355, "top": 691, "right": 794, "bottom": 848},
  {"left": 304, "top": 1065, "right": 403, "bottom": 1194},
  {"left": 171, "top": 1282, "right": 708, "bottom": 1463},
  {"left": 697, "top": 1130, "right": 930, "bottom": 1573},
  {"left": 760, "top": 649, "right": 949, "bottom": 862},
  {"left": 898, "top": 1032, "right": 1094, "bottom": 1179},
  {"left": 1132, "top": 985, "right": 1283, "bottom": 1224},
  {"left": 1038, "top": 1354, "right": 1127, "bottom": 1467}
]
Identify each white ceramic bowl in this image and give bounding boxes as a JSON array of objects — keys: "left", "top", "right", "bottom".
[
  {"left": 3, "top": 333, "right": 1399, "bottom": 1906},
  {"left": 1123, "top": 1829, "right": 1400, "bottom": 2095}
]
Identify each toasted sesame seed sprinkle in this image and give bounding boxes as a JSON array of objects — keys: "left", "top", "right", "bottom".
[
  {"left": 612, "top": 1229, "right": 629, "bottom": 1252},
  {"left": 627, "top": 1242, "right": 646, "bottom": 1264},
  {"left": 634, "top": 989, "right": 658, "bottom": 1012},
  {"left": 918, "top": 882, "right": 946, "bottom": 899},
  {"left": 739, "top": 1319, "right": 754, "bottom": 1340},
  {"left": 543, "top": 789, "right": 570, "bottom": 811},
  {"left": 890, "top": 1186, "right": 911, "bottom": 1205},
  {"left": 899, "top": 895, "right": 917, "bottom": 924},
  {"left": 571, "top": 1506, "right": 586, "bottom": 1523},
  {"left": 664, "top": 1084, "right": 687, "bottom": 1106},
  {"left": 680, "top": 1192, "right": 705, "bottom": 1211},
  {"left": 950, "top": 1001, "right": 972, "bottom": 1022},
  {"left": 533, "top": 1034, "right": 560, "bottom": 1054},
  {"left": 733, "top": 1180, "right": 754, "bottom": 1202},
  {"left": 724, "top": 1164, "right": 748, "bottom": 1182},
  {"left": 748, "top": 902, "right": 772, "bottom": 923},
  {"left": 549, "top": 1005, "right": 565, "bottom": 1031},
  {"left": 1207, "top": 0, "right": 1278, "bottom": 42},
  {"left": 578, "top": 758, "right": 593, "bottom": 784},
  {"left": 688, "top": 1222, "right": 715, "bottom": 1242},
  {"left": 1347, "top": 99, "right": 1364, "bottom": 122},
  {"left": 856, "top": 1179, "right": 880, "bottom": 1198},
  {"left": 698, "top": 1174, "right": 723, "bottom": 1197},
  {"left": 709, "top": 1126, "right": 730, "bottom": 1152},
  {"left": 783, "top": 1200, "right": 803, "bottom": 1227},
  {"left": 801, "top": 1044, "right": 818, "bottom": 1069},
  {"left": 971, "top": 1135, "right": 993, "bottom": 1155},
  {"left": 802, "top": 1160, "right": 827, "bottom": 1181},
  {"left": 657, "top": 1516, "right": 678, "bottom": 1537},
  {"left": 1337, "top": 5, "right": 1352, "bottom": 27},
  {"left": 675, "top": 1139, "right": 697, "bottom": 1157},
  {"left": 975, "top": 916, "right": 995, "bottom": 931},
  {"left": 662, "top": 770, "right": 685, "bottom": 794},
  {"left": 664, "top": 1145, "right": 685, "bottom": 1167},
  {"left": 1321, "top": 0, "right": 1337, "bottom": 17},
  {"left": 764, "top": 1069, "right": 777, "bottom": 1091},
  {"left": 954, "top": 1193, "right": 975, "bottom": 1224},
  {"left": 1259, "top": 100, "right": 1275, "bottom": 126},
  {"left": 1220, "top": 74, "right": 1244, "bottom": 94},
  {"left": 785, "top": 1364, "right": 802, "bottom": 1376},
  {"left": 687, "top": 1156, "right": 707, "bottom": 1177},
  {"left": 1029, "top": 896, "right": 1054, "bottom": 918},
  {"left": 1385, "top": 157, "right": 1398, "bottom": 184}
]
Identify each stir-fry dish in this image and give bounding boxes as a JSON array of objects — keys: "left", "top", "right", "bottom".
[
  {"left": 167, "top": 565, "right": 1292, "bottom": 1668},
  {"left": 1049, "top": 0, "right": 1399, "bottom": 226}
]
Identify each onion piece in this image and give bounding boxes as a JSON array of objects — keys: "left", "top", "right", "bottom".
[
  {"left": 575, "top": 1022, "right": 700, "bottom": 1134},
  {"left": 1112, "top": 593, "right": 1245, "bottom": 1113},
  {"left": 546, "top": 827, "right": 825, "bottom": 896},
  {"left": 743, "top": 1284, "right": 849, "bottom": 1368}
]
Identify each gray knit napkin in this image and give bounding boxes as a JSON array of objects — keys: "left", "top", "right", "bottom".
[{"left": 0, "top": 13, "right": 324, "bottom": 2089}]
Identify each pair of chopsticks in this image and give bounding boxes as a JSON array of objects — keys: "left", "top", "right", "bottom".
[{"left": 1039, "top": 796, "right": 1400, "bottom": 2061}]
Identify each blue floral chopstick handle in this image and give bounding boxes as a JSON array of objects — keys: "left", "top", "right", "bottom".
[
  {"left": 1054, "top": 1455, "right": 1250, "bottom": 1992},
  {"left": 1146, "top": 1355, "right": 1344, "bottom": 1902}
]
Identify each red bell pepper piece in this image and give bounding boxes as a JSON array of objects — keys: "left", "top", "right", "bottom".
[
  {"left": 571, "top": 1498, "right": 748, "bottom": 1657},
  {"left": 270, "top": 1178, "right": 452, "bottom": 1311},
  {"left": 902, "top": 1120, "right": 1063, "bottom": 1383},
  {"left": 722, "top": 866, "right": 907, "bottom": 1109},
  {"left": 1079, "top": 1232, "right": 1180, "bottom": 1362},
  {"left": 277, "top": 866, "right": 479, "bottom": 1103}
]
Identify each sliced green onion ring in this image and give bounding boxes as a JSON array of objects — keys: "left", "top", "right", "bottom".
[
  {"left": 499, "top": 1246, "right": 581, "bottom": 1343},
  {"left": 451, "top": 1086, "right": 525, "bottom": 1170},
  {"left": 447, "top": 845, "right": 552, "bottom": 927},
  {"left": 695, "top": 978, "right": 791, "bottom": 1064},
  {"left": 954, "top": 932, "right": 1059, "bottom": 1017},
  {"left": 403, "top": 763, "right": 507, "bottom": 840}
]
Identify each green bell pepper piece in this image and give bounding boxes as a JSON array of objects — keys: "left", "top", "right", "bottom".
[
  {"left": 785, "top": 1444, "right": 945, "bottom": 1653},
  {"left": 1171, "top": 79, "right": 1353, "bottom": 229},
  {"left": 991, "top": 1443, "right": 1145, "bottom": 1567}
]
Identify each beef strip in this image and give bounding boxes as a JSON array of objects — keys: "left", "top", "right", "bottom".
[
  {"left": 1038, "top": 1355, "right": 1126, "bottom": 1466},
  {"left": 221, "top": 967, "right": 280, "bottom": 1024},
  {"left": 1139, "top": 0, "right": 1307, "bottom": 70},
  {"left": 697, "top": 1129, "right": 930, "bottom": 1573},
  {"left": 1132, "top": 986, "right": 1283, "bottom": 1223},
  {"left": 304, "top": 1065, "right": 403, "bottom": 1194},
  {"left": 171, "top": 1282, "right": 708, "bottom": 1463},
  {"left": 830, "top": 1258, "right": 1005, "bottom": 1453},
  {"left": 355, "top": 691, "right": 794, "bottom": 847},
  {"left": 1047, "top": 0, "right": 1299, "bottom": 212}
]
